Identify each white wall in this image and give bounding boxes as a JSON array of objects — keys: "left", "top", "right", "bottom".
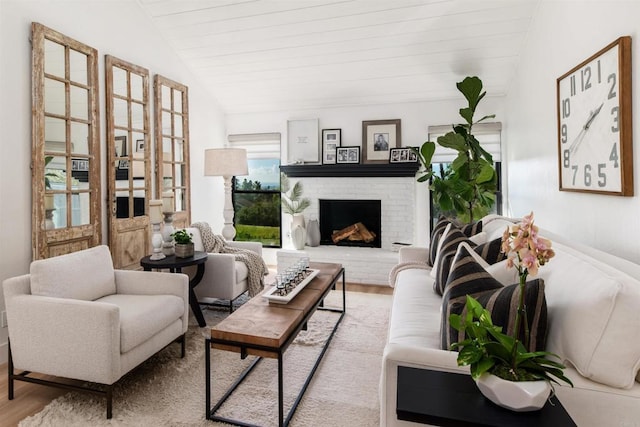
[
  {"left": 0, "top": 0, "right": 227, "bottom": 364},
  {"left": 226, "top": 96, "right": 506, "bottom": 247},
  {"left": 504, "top": 1, "right": 640, "bottom": 263}
]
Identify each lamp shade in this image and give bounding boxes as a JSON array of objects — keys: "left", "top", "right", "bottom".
[{"left": 204, "top": 148, "right": 248, "bottom": 177}]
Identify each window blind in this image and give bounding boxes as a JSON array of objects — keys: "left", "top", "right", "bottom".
[
  {"left": 427, "top": 122, "right": 501, "bottom": 163},
  {"left": 227, "top": 133, "right": 281, "bottom": 159}
]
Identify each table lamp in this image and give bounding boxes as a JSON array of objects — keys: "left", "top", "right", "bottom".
[{"left": 204, "top": 148, "right": 248, "bottom": 240}]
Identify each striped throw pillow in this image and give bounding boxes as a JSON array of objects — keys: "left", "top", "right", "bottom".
[
  {"left": 428, "top": 217, "right": 451, "bottom": 266},
  {"left": 441, "top": 243, "right": 548, "bottom": 352},
  {"left": 474, "top": 237, "right": 507, "bottom": 264},
  {"left": 460, "top": 220, "right": 483, "bottom": 237},
  {"left": 433, "top": 226, "right": 476, "bottom": 296}
]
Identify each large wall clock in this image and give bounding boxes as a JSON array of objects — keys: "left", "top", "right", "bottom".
[{"left": 557, "top": 36, "right": 633, "bottom": 196}]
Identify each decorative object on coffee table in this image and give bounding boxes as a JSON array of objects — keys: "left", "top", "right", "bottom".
[
  {"left": 172, "top": 229, "right": 194, "bottom": 258},
  {"left": 450, "top": 212, "right": 572, "bottom": 411}
]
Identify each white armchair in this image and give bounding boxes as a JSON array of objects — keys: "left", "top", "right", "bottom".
[
  {"left": 184, "top": 226, "right": 263, "bottom": 312},
  {"left": 2, "top": 245, "right": 188, "bottom": 419}
]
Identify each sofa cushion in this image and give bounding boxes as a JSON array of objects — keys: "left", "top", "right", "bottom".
[
  {"left": 441, "top": 243, "right": 547, "bottom": 353},
  {"left": 30, "top": 245, "right": 116, "bottom": 301},
  {"left": 98, "top": 294, "right": 185, "bottom": 353},
  {"left": 540, "top": 242, "right": 640, "bottom": 389},
  {"left": 428, "top": 217, "right": 451, "bottom": 266},
  {"left": 433, "top": 225, "right": 476, "bottom": 296}
]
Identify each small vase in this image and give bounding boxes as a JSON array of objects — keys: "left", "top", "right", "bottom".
[
  {"left": 291, "top": 225, "right": 306, "bottom": 250},
  {"left": 174, "top": 242, "right": 194, "bottom": 258},
  {"left": 306, "top": 218, "right": 320, "bottom": 247},
  {"left": 475, "top": 373, "right": 550, "bottom": 412}
]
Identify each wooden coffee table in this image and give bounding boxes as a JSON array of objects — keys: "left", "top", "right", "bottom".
[{"left": 205, "top": 262, "right": 345, "bottom": 427}]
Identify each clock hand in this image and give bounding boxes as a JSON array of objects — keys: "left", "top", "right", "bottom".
[
  {"left": 569, "top": 102, "right": 605, "bottom": 154},
  {"left": 583, "top": 102, "right": 604, "bottom": 130}
]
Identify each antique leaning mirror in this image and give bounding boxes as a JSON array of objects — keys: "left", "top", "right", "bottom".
[
  {"left": 32, "top": 23, "right": 101, "bottom": 260},
  {"left": 154, "top": 75, "right": 191, "bottom": 229},
  {"left": 106, "top": 55, "right": 151, "bottom": 269}
]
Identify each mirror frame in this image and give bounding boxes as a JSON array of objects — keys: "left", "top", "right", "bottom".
[
  {"left": 31, "top": 22, "right": 101, "bottom": 260},
  {"left": 154, "top": 75, "right": 191, "bottom": 228},
  {"left": 106, "top": 55, "right": 152, "bottom": 269}
]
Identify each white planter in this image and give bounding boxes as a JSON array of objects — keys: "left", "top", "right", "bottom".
[{"left": 475, "top": 373, "right": 551, "bottom": 412}]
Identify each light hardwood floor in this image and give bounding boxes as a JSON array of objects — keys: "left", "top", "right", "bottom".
[{"left": 0, "top": 283, "right": 392, "bottom": 427}]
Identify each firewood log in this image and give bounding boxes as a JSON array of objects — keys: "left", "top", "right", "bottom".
[{"left": 331, "top": 224, "right": 358, "bottom": 243}]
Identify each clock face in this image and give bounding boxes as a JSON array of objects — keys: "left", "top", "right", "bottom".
[{"left": 557, "top": 36, "right": 633, "bottom": 196}]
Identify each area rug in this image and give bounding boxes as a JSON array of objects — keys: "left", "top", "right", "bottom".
[{"left": 19, "top": 290, "right": 392, "bottom": 426}]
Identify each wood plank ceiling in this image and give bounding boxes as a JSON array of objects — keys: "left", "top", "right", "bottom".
[{"left": 137, "top": 0, "right": 539, "bottom": 114}]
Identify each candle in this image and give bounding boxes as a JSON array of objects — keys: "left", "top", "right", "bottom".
[
  {"left": 162, "top": 191, "right": 175, "bottom": 213},
  {"left": 149, "top": 200, "right": 163, "bottom": 224}
]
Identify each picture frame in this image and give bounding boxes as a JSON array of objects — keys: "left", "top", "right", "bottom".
[
  {"left": 389, "top": 147, "right": 418, "bottom": 163},
  {"left": 322, "top": 128, "right": 341, "bottom": 164},
  {"left": 287, "top": 119, "right": 319, "bottom": 164},
  {"left": 336, "top": 146, "right": 360, "bottom": 164},
  {"left": 362, "top": 119, "right": 401, "bottom": 164},
  {"left": 136, "top": 139, "right": 145, "bottom": 153},
  {"left": 115, "top": 135, "right": 127, "bottom": 157}
]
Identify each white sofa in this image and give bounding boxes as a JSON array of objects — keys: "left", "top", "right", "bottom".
[
  {"left": 184, "top": 226, "right": 263, "bottom": 312},
  {"left": 381, "top": 215, "right": 640, "bottom": 427}
]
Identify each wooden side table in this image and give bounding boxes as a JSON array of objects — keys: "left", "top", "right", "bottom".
[
  {"left": 140, "top": 251, "right": 208, "bottom": 327},
  {"left": 397, "top": 367, "right": 577, "bottom": 426}
]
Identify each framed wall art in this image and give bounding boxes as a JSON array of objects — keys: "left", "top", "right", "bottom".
[
  {"left": 362, "top": 119, "right": 401, "bottom": 164},
  {"left": 389, "top": 147, "right": 418, "bottom": 163},
  {"left": 322, "top": 128, "right": 341, "bottom": 164},
  {"left": 336, "top": 146, "right": 360, "bottom": 164},
  {"left": 287, "top": 118, "right": 319, "bottom": 164}
]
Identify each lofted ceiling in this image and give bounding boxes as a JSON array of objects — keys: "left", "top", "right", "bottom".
[{"left": 137, "top": 0, "right": 539, "bottom": 114}]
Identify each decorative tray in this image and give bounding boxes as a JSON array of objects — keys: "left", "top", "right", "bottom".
[{"left": 263, "top": 269, "right": 320, "bottom": 304}]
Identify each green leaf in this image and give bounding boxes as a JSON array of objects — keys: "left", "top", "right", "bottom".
[
  {"left": 457, "top": 76, "right": 484, "bottom": 111},
  {"left": 475, "top": 114, "right": 496, "bottom": 124},
  {"left": 459, "top": 107, "right": 474, "bottom": 125},
  {"left": 437, "top": 132, "right": 466, "bottom": 152},
  {"left": 420, "top": 141, "right": 436, "bottom": 164},
  {"left": 476, "top": 162, "right": 496, "bottom": 184}
]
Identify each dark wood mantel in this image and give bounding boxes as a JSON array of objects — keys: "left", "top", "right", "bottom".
[{"left": 280, "top": 163, "right": 420, "bottom": 178}]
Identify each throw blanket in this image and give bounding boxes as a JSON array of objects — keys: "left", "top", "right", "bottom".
[
  {"left": 191, "top": 222, "right": 268, "bottom": 298},
  {"left": 388, "top": 261, "right": 431, "bottom": 288}
]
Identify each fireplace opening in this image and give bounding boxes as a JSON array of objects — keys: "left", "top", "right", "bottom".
[{"left": 319, "top": 199, "right": 381, "bottom": 248}]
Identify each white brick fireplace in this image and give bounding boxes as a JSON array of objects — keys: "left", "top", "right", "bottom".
[{"left": 277, "top": 174, "right": 417, "bottom": 286}]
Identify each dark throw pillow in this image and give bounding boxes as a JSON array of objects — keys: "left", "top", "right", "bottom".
[
  {"left": 473, "top": 237, "right": 507, "bottom": 265},
  {"left": 428, "top": 217, "right": 451, "bottom": 266},
  {"left": 433, "top": 227, "right": 476, "bottom": 296},
  {"left": 441, "top": 243, "right": 548, "bottom": 353},
  {"left": 460, "top": 220, "right": 483, "bottom": 237}
]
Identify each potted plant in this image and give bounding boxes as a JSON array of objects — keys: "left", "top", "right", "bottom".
[
  {"left": 281, "top": 172, "right": 310, "bottom": 250},
  {"left": 413, "top": 76, "right": 498, "bottom": 224},
  {"left": 450, "top": 212, "right": 572, "bottom": 411},
  {"left": 171, "top": 229, "right": 194, "bottom": 258}
]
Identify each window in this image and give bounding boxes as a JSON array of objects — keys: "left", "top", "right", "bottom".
[
  {"left": 229, "top": 133, "right": 281, "bottom": 247},
  {"left": 427, "top": 123, "right": 503, "bottom": 231}
]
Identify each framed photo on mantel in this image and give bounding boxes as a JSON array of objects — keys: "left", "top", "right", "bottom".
[
  {"left": 362, "top": 119, "right": 401, "bottom": 164},
  {"left": 287, "top": 119, "right": 319, "bottom": 164}
]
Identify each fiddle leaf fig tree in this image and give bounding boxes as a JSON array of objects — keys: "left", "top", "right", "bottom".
[{"left": 414, "top": 76, "right": 498, "bottom": 224}]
